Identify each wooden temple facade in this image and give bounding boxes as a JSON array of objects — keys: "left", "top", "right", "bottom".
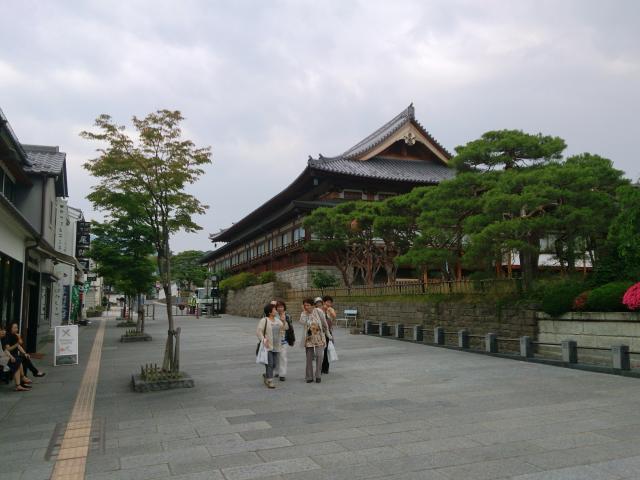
[{"left": 201, "top": 105, "right": 454, "bottom": 287}]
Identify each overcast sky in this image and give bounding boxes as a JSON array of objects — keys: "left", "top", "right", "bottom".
[{"left": 2, "top": 0, "right": 639, "bottom": 253}]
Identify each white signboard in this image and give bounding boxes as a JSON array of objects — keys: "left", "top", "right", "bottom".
[{"left": 54, "top": 325, "right": 79, "bottom": 366}]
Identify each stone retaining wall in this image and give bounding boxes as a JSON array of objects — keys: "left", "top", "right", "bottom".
[
  {"left": 225, "top": 281, "right": 290, "bottom": 318},
  {"left": 285, "top": 295, "right": 537, "bottom": 345},
  {"left": 538, "top": 311, "right": 640, "bottom": 364}
]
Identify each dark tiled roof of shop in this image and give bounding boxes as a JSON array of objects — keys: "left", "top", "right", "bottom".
[{"left": 22, "top": 144, "right": 65, "bottom": 174}]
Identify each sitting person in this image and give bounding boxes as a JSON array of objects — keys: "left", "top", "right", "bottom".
[
  {"left": 15, "top": 328, "right": 45, "bottom": 378},
  {"left": 0, "top": 327, "right": 31, "bottom": 391}
]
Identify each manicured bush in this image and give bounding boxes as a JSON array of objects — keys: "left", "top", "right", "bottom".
[
  {"left": 584, "top": 281, "right": 634, "bottom": 312},
  {"left": 622, "top": 282, "right": 640, "bottom": 311},
  {"left": 540, "top": 281, "right": 585, "bottom": 317},
  {"left": 219, "top": 272, "right": 258, "bottom": 291},
  {"left": 257, "top": 271, "right": 277, "bottom": 284},
  {"left": 311, "top": 270, "right": 340, "bottom": 289}
]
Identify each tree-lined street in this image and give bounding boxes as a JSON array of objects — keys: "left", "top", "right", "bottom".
[{"left": 3, "top": 312, "right": 640, "bottom": 479}]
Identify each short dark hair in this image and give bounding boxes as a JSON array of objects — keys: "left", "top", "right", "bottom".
[
  {"left": 276, "top": 300, "right": 287, "bottom": 310},
  {"left": 302, "top": 297, "right": 314, "bottom": 306},
  {"left": 264, "top": 303, "right": 275, "bottom": 316},
  {"left": 322, "top": 295, "right": 333, "bottom": 302}
]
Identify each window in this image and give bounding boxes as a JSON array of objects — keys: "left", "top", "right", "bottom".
[
  {"left": 343, "top": 190, "right": 363, "bottom": 200},
  {"left": 0, "top": 168, "right": 16, "bottom": 204},
  {"left": 268, "top": 239, "right": 273, "bottom": 252},
  {"left": 281, "top": 231, "right": 290, "bottom": 247},
  {"left": 257, "top": 243, "right": 265, "bottom": 256},
  {"left": 293, "top": 226, "right": 305, "bottom": 242}
]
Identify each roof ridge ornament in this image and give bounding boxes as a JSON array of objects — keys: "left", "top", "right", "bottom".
[{"left": 403, "top": 132, "right": 417, "bottom": 146}]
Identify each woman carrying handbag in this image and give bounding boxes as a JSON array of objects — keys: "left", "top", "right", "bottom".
[{"left": 256, "top": 303, "right": 288, "bottom": 389}]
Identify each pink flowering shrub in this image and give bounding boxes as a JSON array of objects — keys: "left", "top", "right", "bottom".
[
  {"left": 623, "top": 282, "right": 640, "bottom": 311},
  {"left": 573, "top": 291, "right": 590, "bottom": 311}
]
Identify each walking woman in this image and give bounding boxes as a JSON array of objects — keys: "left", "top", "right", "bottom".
[
  {"left": 256, "top": 303, "right": 288, "bottom": 389},
  {"left": 300, "top": 298, "right": 331, "bottom": 383},
  {"left": 274, "top": 300, "right": 294, "bottom": 382},
  {"left": 321, "top": 295, "right": 336, "bottom": 374}
]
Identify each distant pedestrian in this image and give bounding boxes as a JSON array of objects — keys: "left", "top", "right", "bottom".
[
  {"left": 300, "top": 298, "right": 331, "bottom": 383},
  {"left": 256, "top": 303, "right": 288, "bottom": 389},
  {"left": 321, "top": 295, "right": 336, "bottom": 374},
  {"left": 274, "top": 300, "right": 294, "bottom": 382}
]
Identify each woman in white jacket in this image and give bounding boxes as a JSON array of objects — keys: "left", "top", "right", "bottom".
[{"left": 256, "top": 303, "right": 288, "bottom": 389}]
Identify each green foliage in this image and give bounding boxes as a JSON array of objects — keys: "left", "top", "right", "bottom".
[
  {"left": 171, "top": 250, "right": 208, "bottom": 290},
  {"left": 257, "top": 271, "right": 277, "bottom": 284},
  {"left": 607, "top": 185, "right": 640, "bottom": 280},
  {"left": 584, "top": 281, "right": 634, "bottom": 312},
  {"left": 539, "top": 280, "right": 586, "bottom": 317},
  {"left": 89, "top": 218, "right": 156, "bottom": 298},
  {"left": 82, "top": 109, "right": 212, "bottom": 372},
  {"left": 219, "top": 272, "right": 257, "bottom": 291},
  {"left": 311, "top": 270, "right": 340, "bottom": 289},
  {"left": 452, "top": 129, "right": 566, "bottom": 171}
]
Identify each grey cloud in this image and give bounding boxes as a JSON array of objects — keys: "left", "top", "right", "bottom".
[{"left": 1, "top": 0, "right": 638, "bottom": 252}]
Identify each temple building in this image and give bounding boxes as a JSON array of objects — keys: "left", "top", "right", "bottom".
[{"left": 201, "top": 105, "right": 454, "bottom": 287}]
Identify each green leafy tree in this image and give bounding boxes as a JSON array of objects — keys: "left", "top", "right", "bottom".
[
  {"left": 304, "top": 205, "right": 358, "bottom": 287},
  {"left": 373, "top": 193, "right": 423, "bottom": 284},
  {"left": 398, "top": 173, "right": 498, "bottom": 281},
  {"left": 82, "top": 110, "right": 212, "bottom": 372},
  {"left": 608, "top": 184, "right": 640, "bottom": 280},
  {"left": 89, "top": 216, "right": 156, "bottom": 333},
  {"left": 452, "top": 129, "right": 566, "bottom": 171},
  {"left": 171, "top": 250, "right": 208, "bottom": 293}
]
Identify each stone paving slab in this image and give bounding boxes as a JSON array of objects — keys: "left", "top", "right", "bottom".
[{"left": 6, "top": 311, "right": 640, "bottom": 479}]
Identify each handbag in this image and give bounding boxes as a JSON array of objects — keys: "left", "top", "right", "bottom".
[
  {"left": 256, "top": 318, "right": 268, "bottom": 355},
  {"left": 285, "top": 315, "right": 295, "bottom": 346},
  {"left": 256, "top": 343, "right": 268, "bottom": 365},
  {"left": 327, "top": 340, "right": 338, "bottom": 362}
]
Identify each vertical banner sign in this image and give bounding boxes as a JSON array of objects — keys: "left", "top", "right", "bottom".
[
  {"left": 54, "top": 325, "right": 79, "bottom": 366},
  {"left": 61, "top": 285, "right": 70, "bottom": 323}
]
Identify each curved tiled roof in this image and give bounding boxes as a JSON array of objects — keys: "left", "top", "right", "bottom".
[
  {"left": 333, "top": 104, "right": 451, "bottom": 160},
  {"left": 309, "top": 156, "right": 454, "bottom": 184}
]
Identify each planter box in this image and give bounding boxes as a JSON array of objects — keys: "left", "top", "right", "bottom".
[
  {"left": 120, "top": 334, "right": 153, "bottom": 343},
  {"left": 117, "top": 321, "right": 138, "bottom": 328},
  {"left": 131, "top": 372, "right": 195, "bottom": 392},
  {"left": 537, "top": 311, "right": 640, "bottom": 322}
]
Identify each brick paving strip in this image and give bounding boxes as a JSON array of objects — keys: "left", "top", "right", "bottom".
[{"left": 50, "top": 319, "right": 106, "bottom": 480}]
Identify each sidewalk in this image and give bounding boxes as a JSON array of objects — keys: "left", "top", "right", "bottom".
[{"left": 4, "top": 310, "right": 640, "bottom": 479}]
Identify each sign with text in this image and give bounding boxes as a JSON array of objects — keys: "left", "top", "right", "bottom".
[{"left": 54, "top": 325, "right": 79, "bottom": 366}]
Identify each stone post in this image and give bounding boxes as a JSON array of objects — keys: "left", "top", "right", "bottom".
[
  {"left": 561, "top": 340, "right": 578, "bottom": 364},
  {"left": 612, "top": 344, "right": 630, "bottom": 371},
  {"left": 458, "top": 329, "right": 470, "bottom": 349},
  {"left": 412, "top": 325, "right": 423, "bottom": 342},
  {"left": 486, "top": 333, "right": 498, "bottom": 353},
  {"left": 520, "top": 336, "right": 533, "bottom": 358},
  {"left": 379, "top": 322, "right": 389, "bottom": 336},
  {"left": 395, "top": 324, "right": 405, "bottom": 339},
  {"left": 364, "top": 320, "right": 372, "bottom": 335},
  {"left": 434, "top": 326, "right": 445, "bottom": 345}
]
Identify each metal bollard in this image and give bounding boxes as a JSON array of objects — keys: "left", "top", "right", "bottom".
[
  {"left": 520, "top": 336, "right": 533, "bottom": 358},
  {"left": 612, "top": 345, "right": 630, "bottom": 371},
  {"left": 434, "top": 327, "right": 445, "bottom": 345},
  {"left": 458, "top": 329, "right": 470, "bottom": 349},
  {"left": 395, "top": 323, "right": 405, "bottom": 339},
  {"left": 412, "top": 325, "right": 423, "bottom": 342},
  {"left": 364, "top": 320, "right": 372, "bottom": 335},
  {"left": 561, "top": 340, "right": 578, "bottom": 364},
  {"left": 486, "top": 333, "right": 498, "bottom": 353}
]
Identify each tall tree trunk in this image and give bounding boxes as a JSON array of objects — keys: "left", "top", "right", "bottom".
[
  {"left": 159, "top": 237, "right": 177, "bottom": 372},
  {"left": 136, "top": 292, "right": 144, "bottom": 334}
]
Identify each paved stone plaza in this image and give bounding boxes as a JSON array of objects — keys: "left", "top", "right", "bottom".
[{"left": 3, "top": 311, "right": 640, "bottom": 479}]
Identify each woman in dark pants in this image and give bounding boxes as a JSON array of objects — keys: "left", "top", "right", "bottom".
[
  {"left": 14, "top": 327, "right": 45, "bottom": 377},
  {"left": 319, "top": 296, "right": 336, "bottom": 374}
]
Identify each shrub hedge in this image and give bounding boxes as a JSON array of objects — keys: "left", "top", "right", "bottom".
[
  {"left": 540, "top": 281, "right": 585, "bottom": 317},
  {"left": 220, "top": 271, "right": 277, "bottom": 291},
  {"left": 584, "top": 281, "right": 634, "bottom": 312}
]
